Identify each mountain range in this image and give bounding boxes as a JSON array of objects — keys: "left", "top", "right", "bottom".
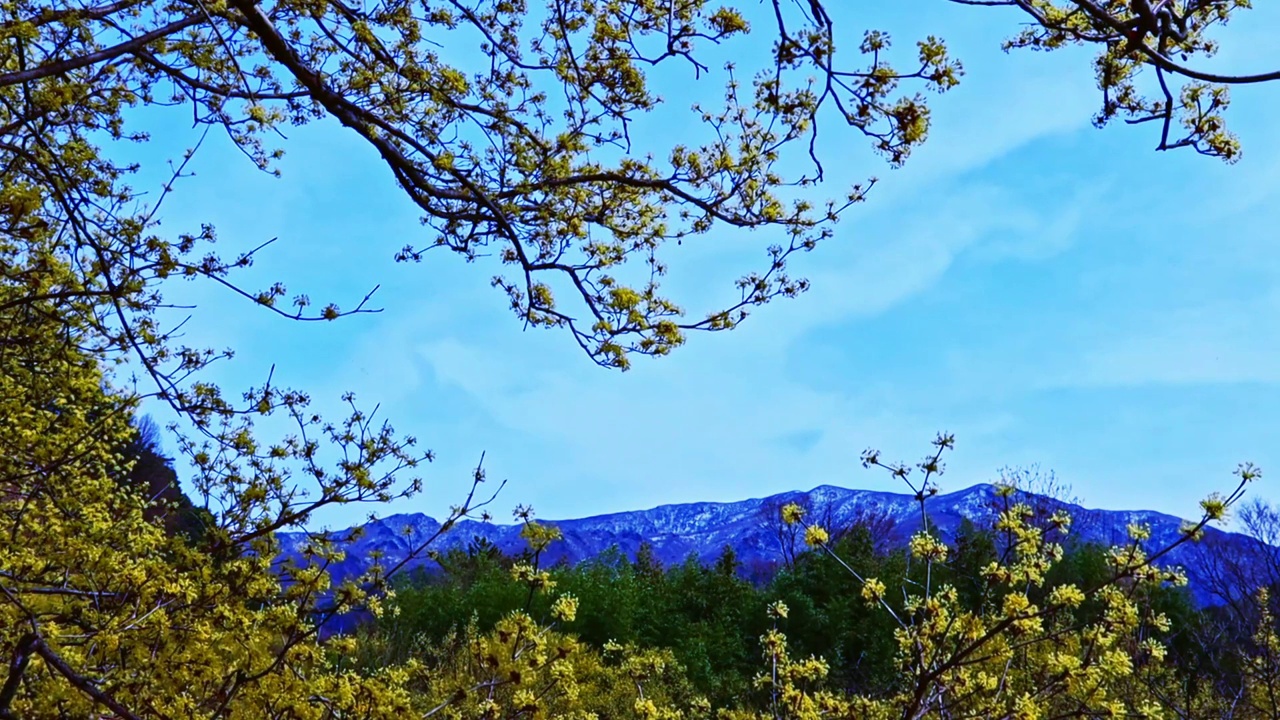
[{"left": 278, "top": 482, "right": 1257, "bottom": 606}]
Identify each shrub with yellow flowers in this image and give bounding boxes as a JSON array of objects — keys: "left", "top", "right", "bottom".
[
  {"left": 403, "top": 516, "right": 710, "bottom": 720},
  {"left": 740, "top": 433, "right": 1262, "bottom": 720},
  {"left": 0, "top": 269, "right": 467, "bottom": 718}
]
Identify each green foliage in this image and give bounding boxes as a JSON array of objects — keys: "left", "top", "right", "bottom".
[
  {"left": 766, "top": 529, "right": 904, "bottom": 696},
  {"left": 376, "top": 543, "right": 773, "bottom": 706},
  {"left": 119, "top": 415, "right": 214, "bottom": 544}
]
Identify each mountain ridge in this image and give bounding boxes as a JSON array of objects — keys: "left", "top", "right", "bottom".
[{"left": 279, "top": 482, "right": 1251, "bottom": 606}]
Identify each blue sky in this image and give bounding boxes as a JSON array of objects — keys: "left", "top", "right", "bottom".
[{"left": 131, "top": 1, "right": 1280, "bottom": 531}]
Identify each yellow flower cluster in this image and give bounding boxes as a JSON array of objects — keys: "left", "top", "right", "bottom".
[
  {"left": 552, "top": 594, "right": 580, "bottom": 623},
  {"left": 803, "top": 525, "right": 829, "bottom": 548},
  {"left": 908, "top": 531, "right": 948, "bottom": 562}
]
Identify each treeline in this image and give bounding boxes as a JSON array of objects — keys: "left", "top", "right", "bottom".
[{"left": 355, "top": 514, "right": 1267, "bottom": 712}]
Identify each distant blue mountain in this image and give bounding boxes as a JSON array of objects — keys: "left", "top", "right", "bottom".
[{"left": 278, "top": 483, "right": 1255, "bottom": 605}]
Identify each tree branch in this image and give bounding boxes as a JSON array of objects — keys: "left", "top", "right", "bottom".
[{"left": 0, "top": 15, "right": 203, "bottom": 88}]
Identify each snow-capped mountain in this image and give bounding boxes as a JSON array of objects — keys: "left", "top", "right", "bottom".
[{"left": 277, "top": 483, "right": 1255, "bottom": 604}]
